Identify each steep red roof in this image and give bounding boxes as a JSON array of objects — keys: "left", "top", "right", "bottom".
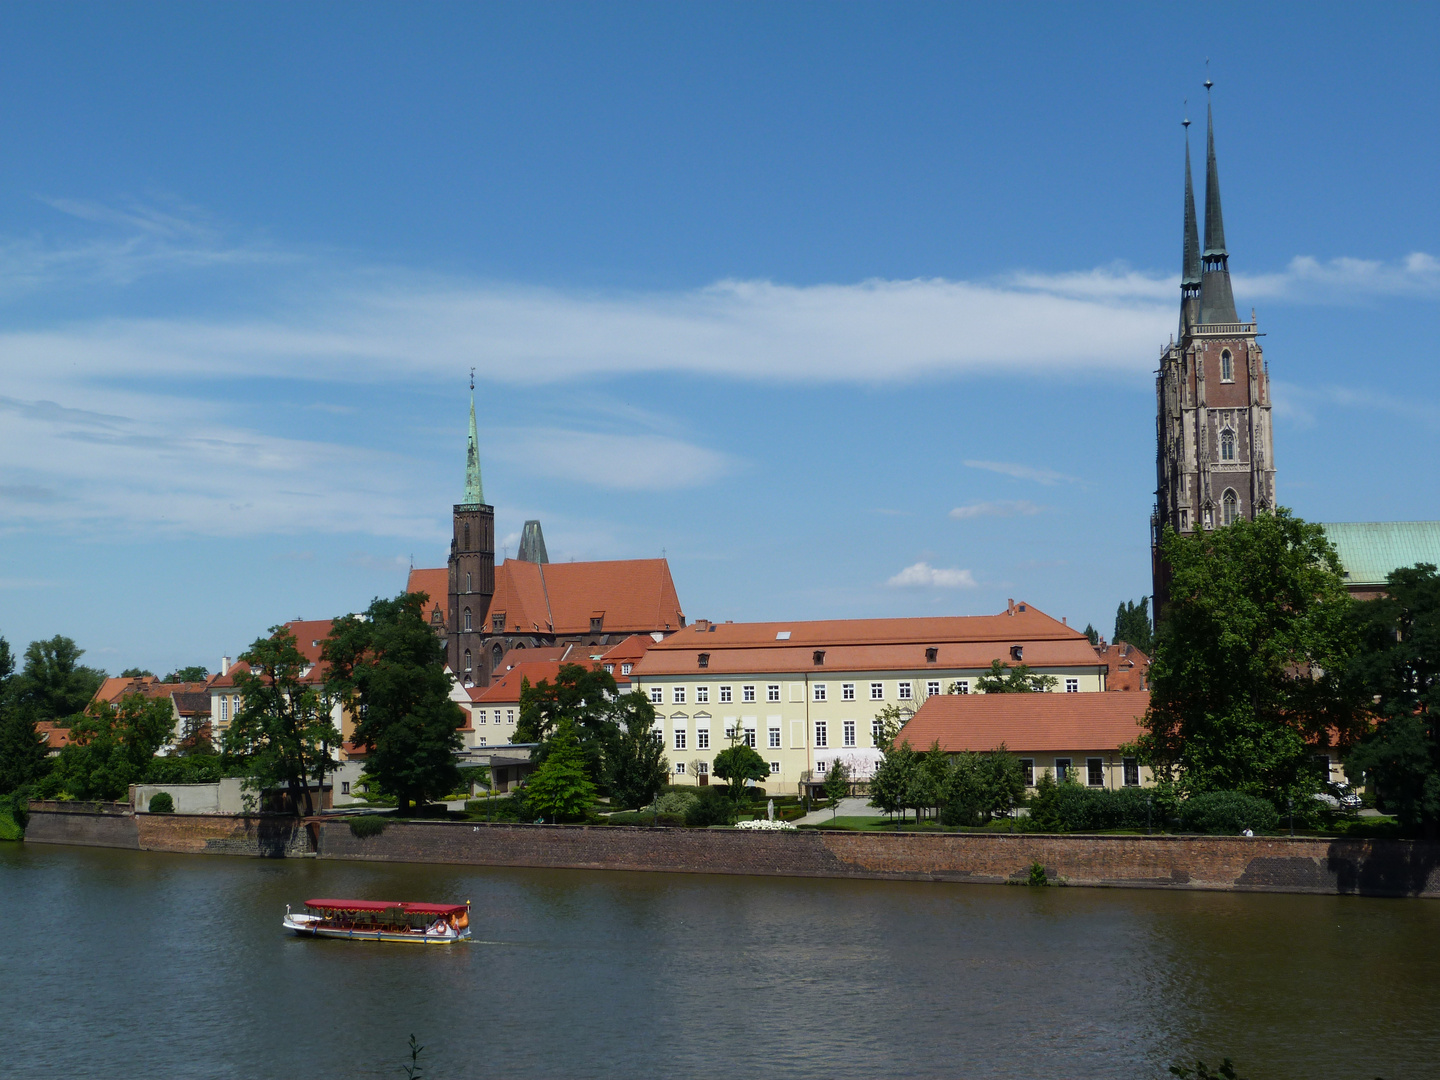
[
  {"left": 1096, "top": 642, "right": 1151, "bottom": 692},
  {"left": 406, "top": 568, "right": 449, "bottom": 629},
  {"left": 635, "top": 604, "right": 1100, "bottom": 676},
  {"left": 897, "top": 691, "right": 1151, "bottom": 754},
  {"left": 210, "top": 619, "right": 336, "bottom": 688},
  {"left": 489, "top": 558, "right": 683, "bottom": 635},
  {"left": 470, "top": 660, "right": 566, "bottom": 704},
  {"left": 93, "top": 676, "right": 213, "bottom": 706}
]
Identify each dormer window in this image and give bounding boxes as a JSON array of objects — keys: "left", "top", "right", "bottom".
[
  {"left": 698, "top": 653, "right": 710, "bottom": 669},
  {"left": 813, "top": 650, "right": 825, "bottom": 666},
  {"left": 1220, "top": 349, "right": 1234, "bottom": 382},
  {"left": 590, "top": 613, "right": 605, "bottom": 634},
  {"left": 925, "top": 647, "right": 938, "bottom": 663},
  {"left": 492, "top": 612, "right": 505, "bottom": 633},
  {"left": 1010, "top": 645, "right": 1024, "bottom": 662},
  {"left": 431, "top": 609, "right": 443, "bottom": 626},
  {"left": 622, "top": 663, "right": 633, "bottom": 675}
]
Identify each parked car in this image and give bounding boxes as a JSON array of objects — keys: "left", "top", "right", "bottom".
[{"left": 1313, "top": 782, "right": 1363, "bottom": 812}]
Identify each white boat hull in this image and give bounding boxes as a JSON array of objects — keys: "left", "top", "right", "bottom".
[{"left": 283, "top": 913, "right": 470, "bottom": 944}]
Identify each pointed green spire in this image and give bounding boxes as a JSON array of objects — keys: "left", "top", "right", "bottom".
[
  {"left": 464, "top": 384, "right": 484, "bottom": 505},
  {"left": 1182, "top": 132, "right": 1201, "bottom": 287},
  {"left": 1202, "top": 99, "right": 1228, "bottom": 258}
]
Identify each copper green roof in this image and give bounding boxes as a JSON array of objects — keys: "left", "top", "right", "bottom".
[{"left": 1319, "top": 522, "right": 1440, "bottom": 586}]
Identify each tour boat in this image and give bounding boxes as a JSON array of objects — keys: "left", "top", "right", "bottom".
[{"left": 283, "top": 898, "right": 471, "bottom": 944}]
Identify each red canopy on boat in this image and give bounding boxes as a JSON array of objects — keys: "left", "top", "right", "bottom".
[{"left": 304, "top": 899, "right": 467, "bottom": 915}]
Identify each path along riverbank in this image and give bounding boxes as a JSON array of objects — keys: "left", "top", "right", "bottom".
[{"left": 18, "top": 801, "right": 1440, "bottom": 898}]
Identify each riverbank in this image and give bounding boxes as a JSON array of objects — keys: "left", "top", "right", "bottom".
[{"left": 19, "top": 802, "right": 1440, "bottom": 897}]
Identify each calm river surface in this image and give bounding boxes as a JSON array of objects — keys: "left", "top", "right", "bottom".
[{"left": 3, "top": 844, "right": 1438, "bottom": 1080}]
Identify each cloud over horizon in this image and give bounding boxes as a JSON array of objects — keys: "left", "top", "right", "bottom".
[{"left": 886, "top": 562, "right": 978, "bottom": 589}]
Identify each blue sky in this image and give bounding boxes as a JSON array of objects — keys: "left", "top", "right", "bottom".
[{"left": 2, "top": 3, "right": 1438, "bottom": 676}]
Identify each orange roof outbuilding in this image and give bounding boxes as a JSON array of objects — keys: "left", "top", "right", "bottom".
[{"left": 897, "top": 691, "right": 1151, "bottom": 754}]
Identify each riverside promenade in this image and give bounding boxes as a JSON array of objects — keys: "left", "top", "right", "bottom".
[{"left": 21, "top": 801, "right": 1440, "bottom": 898}]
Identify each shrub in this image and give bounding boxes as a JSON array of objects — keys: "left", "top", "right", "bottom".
[
  {"left": 349, "top": 815, "right": 389, "bottom": 838},
  {"left": 148, "top": 792, "right": 175, "bottom": 814},
  {"left": 654, "top": 790, "right": 700, "bottom": 816},
  {"left": 1180, "top": 791, "right": 1279, "bottom": 835},
  {"left": 1027, "top": 861, "right": 1049, "bottom": 886},
  {"left": 684, "top": 791, "right": 737, "bottom": 827},
  {"left": 0, "top": 796, "right": 23, "bottom": 841}
]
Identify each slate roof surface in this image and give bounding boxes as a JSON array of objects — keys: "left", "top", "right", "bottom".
[
  {"left": 1319, "top": 522, "right": 1440, "bottom": 587},
  {"left": 897, "top": 691, "right": 1151, "bottom": 754}
]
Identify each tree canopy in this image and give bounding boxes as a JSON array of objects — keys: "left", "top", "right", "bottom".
[
  {"left": 325, "top": 593, "right": 462, "bottom": 816},
  {"left": 1344, "top": 563, "right": 1440, "bottom": 836},
  {"left": 973, "top": 659, "right": 1057, "bottom": 693},
  {"left": 35, "top": 695, "right": 175, "bottom": 801},
  {"left": 523, "top": 718, "right": 596, "bottom": 822},
  {"left": 604, "top": 700, "right": 668, "bottom": 810},
  {"left": 1, "top": 635, "right": 105, "bottom": 797},
  {"left": 1139, "top": 510, "right": 1363, "bottom": 804},
  {"left": 712, "top": 742, "right": 770, "bottom": 799},
  {"left": 1113, "top": 598, "right": 1154, "bottom": 654},
  {"left": 165, "top": 665, "right": 210, "bottom": 683},
  {"left": 514, "top": 663, "right": 626, "bottom": 779}
]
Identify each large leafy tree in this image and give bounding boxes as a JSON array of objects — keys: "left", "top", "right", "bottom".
[
  {"left": 37, "top": 695, "right": 175, "bottom": 801},
  {"left": 514, "top": 663, "right": 626, "bottom": 780},
  {"left": 604, "top": 701, "right": 668, "bottom": 810},
  {"left": 1113, "top": 598, "right": 1154, "bottom": 654},
  {"left": 325, "top": 593, "right": 462, "bottom": 816},
  {"left": 226, "top": 628, "right": 341, "bottom": 817},
  {"left": 972, "top": 659, "right": 1057, "bottom": 693},
  {"left": 165, "top": 665, "right": 210, "bottom": 683},
  {"left": 1345, "top": 564, "right": 1440, "bottom": 836},
  {"left": 940, "top": 746, "right": 1027, "bottom": 827},
  {"left": 1, "top": 635, "right": 104, "bottom": 796},
  {"left": 523, "top": 719, "right": 596, "bottom": 822},
  {"left": 1140, "top": 510, "right": 1364, "bottom": 804},
  {"left": 0, "top": 635, "right": 48, "bottom": 795},
  {"left": 711, "top": 743, "right": 770, "bottom": 801}
]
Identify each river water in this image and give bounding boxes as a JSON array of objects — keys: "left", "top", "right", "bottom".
[{"left": 2, "top": 843, "right": 1437, "bottom": 1080}]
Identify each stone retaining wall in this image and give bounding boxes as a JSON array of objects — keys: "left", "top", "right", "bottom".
[
  {"left": 317, "top": 820, "right": 1440, "bottom": 897},
  {"left": 25, "top": 808, "right": 313, "bottom": 857}
]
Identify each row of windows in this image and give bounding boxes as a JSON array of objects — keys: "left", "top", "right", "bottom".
[
  {"left": 667, "top": 718, "right": 885, "bottom": 750},
  {"left": 472, "top": 708, "right": 516, "bottom": 725},
  {"left": 649, "top": 676, "right": 1081, "bottom": 705},
  {"left": 673, "top": 761, "right": 784, "bottom": 777},
  {"left": 1017, "top": 758, "right": 1142, "bottom": 787}
]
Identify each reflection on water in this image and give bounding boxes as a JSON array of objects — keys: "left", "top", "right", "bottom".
[{"left": 3, "top": 843, "right": 1438, "bottom": 1079}]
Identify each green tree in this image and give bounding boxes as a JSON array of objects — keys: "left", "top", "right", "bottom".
[
  {"left": 823, "top": 758, "right": 850, "bottom": 817},
  {"left": 523, "top": 718, "right": 596, "bottom": 822},
  {"left": 867, "top": 705, "right": 916, "bottom": 822},
  {"left": 164, "top": 665, "right": 210, "bottom": 683},
  {"left": 973, "top": 659, "right": 1058, "bottom": 693},
  {"left": 325, "top": 593, "right": 462, "bottom": 816},
  {"left": 903, "top": 741, "right": 949, "bottom": 822},
  {"left": 605, "top": 700, "right": 669, "bottom": 810},
  {"left": 1113, "top": 597, "right": 1154, "bottom": 654},
  {"left": 1083, "top": 623, "right": 1099, "bottom": 646},
  {"left": 712, "top": 743, "right": 770, "bottom": 801},
  {"left": 941, "top": 746, "right": 1026, "bottom": 827},
  {"left": 1344, "top": 563, "right": 1440, "bottom": 836},
  {"left": 0, "top": 635, "right": 49, "bottom": 795},
  {"left": 226, "top": 627, "right": 341, "bottom": 817},
  {"left": 119, "top": 667, "right": 155, "bottom": 679},
  {"left": 13, "top": 636, "right": 106, "bottom": 726},
  {"left": 38, "top": 694, "right": 175, "bottom": 801},
  {"left": 1140, "top": 510, "right": 1364, "bottom": 805},
  {"left": 514, "top": 663, "right": 626, "bottom": 781}
]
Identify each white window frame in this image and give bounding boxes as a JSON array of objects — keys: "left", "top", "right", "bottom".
[
  {"left": 1065, "top": 678, "right": 1079, "bottom": 693},
  {"left": 675, "top": 762, "right": 686, "bottom": 775},
  {"left": 926, "top": 680, "right": 940, "bottom": 697},
  {"left": 673, "top": 686, "right": 686, "bottom": 704},
  {"left": 954, "top": 680, "right": 970, "bottom": 694},
  {"left": 1055, "top": 758, "right": 1072, "bottom": 782},
  {"left": 719, "top": 685, "right": 733, "bottom": 703},
  {"left": 814, "top": 721, "right": 828, "bottom": 748},
  {"left": 843, "top": 720, "right": 856, "bottom": 747},
  {"left": 842, "top": 682, "right": 855, "bottom": 701},
  {"left": 674, "top": 729, "right": 687, "bottom": 751},
  {"left": 766, "top": 684, "right": 781, "bottom": 702},
  {"left": 768, "top": 726, "right": 781, "bottom": 748},
  {"left": 813, "top": 683, "right": 827, "bottom": 702},
  {"left": 742, "top": 685, "right": 756, "bottom": 702},
  {"left": 649, "top": 686, "right": 663, "bottom": 704},
  {"left": 1020, "top": 758, "right": 1035, "bottom": 786},
  {"left": 621, "top": 663, "right": 632, "bottom": 675},
  {"left": 898, "top": 681, "right": 912, "bottom": 701},
  {"left": 696, "top": 686, "right": 709, "bottom": 703},
  {"left": 870, "top": 682, "right": 884, "bottom": 700},
  {"left": 1123, "top": 757, "right": 1140, "bottom": 787},
  {"left": 871, "top": 718, "right": 884, "bottom": 746},
  {"left": 770, "top": 761, "right": 781, "bottom": 774}
]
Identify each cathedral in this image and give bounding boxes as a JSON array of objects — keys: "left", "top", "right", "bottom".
[
  {"left": 407, "top": 386, "right": 686, "bottom": 687},
  {"left": 1152, "top": 85, "right": 1276, "bottom": 616}
]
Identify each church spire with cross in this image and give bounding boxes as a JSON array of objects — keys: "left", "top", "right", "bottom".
[
  {"left": 1198, "top": 80, "right": 1239, "bottom": 324},
  {"left": 1180, "top": 108, "right": 1202, "bottom": 334},
  {"left": 464, "top": 367, "right": 484, "bottom": 505}
]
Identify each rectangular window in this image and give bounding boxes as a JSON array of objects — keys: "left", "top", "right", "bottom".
[
  {"left": 872, "top": 718, "right": 884, "bottom": 746},
  {"left": 767, "top": 684, "right": 780, "bottom": 702},
  {"left": 341, "top": 781, "right": 350, "bottom": 795},
  {"left": 696, "top": 686, "right": 709, "bottom": 703},
  {"left": 870, "top": 682, "right": 884, "bottom": 700},
  {"left": 768, "top": 726, "right": 781, "bottom": 748},
  {"left": 696, "top": 729, "right": 710, "bottom": 750},
  {"left": 815, "top": 721, "right": 828, "bottom": 748},
  {"left": 220, "top": 696, "right": 229, "bottom": 722},
  {"left": 673, "top": 686, "right": 686, "bottom": 704},
  {"left": 1087, "top": 758, "right": 1104, "bottom": 787},
  {"left": 1123, "top": 758, "right": 1140, "bottom": 787},
  {"left": 697, "top": 761, "right": 709, "bottom": 775},
  {"left": 1066, "top": 678, "right": 1079, "bottom": 693},
  {"left": 926, "top": 680, "right": 941, "bottom": 697},
  {"left": 476, "top": 710, "right": 486, "bottom": 724},
  {"left": 621, "top": 663, "right": 632, "bottom": 675},
  {"left": 1020, "top": 759, "right": 1035, "bottom": 786},
  {"left": 954, "top": 680, "right": 969, "bottom": 694},
  {"left": 843, "top": 720, "right": 856, "bottom": 747},
  {"left": 742, "top": 685, "right": 756, "bottom": 702},
  {"left": 478, "top": 737, "right": 487, "bottom": 747},
  {"left": 675, "top": 762, "right": 686, "bottom": 775},
  {"left": 719, "top": 686, "right": 733, "bottom": 703},
  {"left": 813, "top": 684, "right": 827, "bottom": 702},
  {"left": 898, "top": 681, "right": 912, "bottom": 700},
  {"left": 725, "top": 723, "right": 737, "bottom": 741},
  {"left": 744, "top": 729, "right": 756, "bottom": 749},
  {"left": 603, "top": 663, "right": 614, "bottom": 674},
  {"left": 506, "top": 709, "right": 515, "bottom": 724},
  {"left": 1055, "top": 758, "right": 1072, "bottom": 782},
  {"left": 674, "top": 729, "right": 687, "bottom": 751},
  {"left": 770, "top": 762, "right": 781, "bottom": 774},
  {"left": 842, "top": 682, "right": 855, "bottom": 701},
  {"left": 649, "top": 687, "right": 663, "bottom": 704}
]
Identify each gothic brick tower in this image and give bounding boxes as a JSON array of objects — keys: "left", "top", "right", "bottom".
[
  {"left": 449, "top": 382, "right": 495, "bottom": 686},
  {"left": 1153, "top": 84, "right": 1276, "bottom": 618}
]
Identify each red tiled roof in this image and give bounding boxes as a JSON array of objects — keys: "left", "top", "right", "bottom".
[
  {"left": 1096, "top": 642, "right": 1150, "bottom": 692},
  {"left": 210, "top": 620, "right": 335, "bottom": 688},
  {"left": 36, "top": 720, "right": 71, "bottom": 749},
  {"left": 92, "top": 676, "right": 213, "bottom": 705},
  {"left": 406, "top": 568, "right": 449, "bottom": 628},
  {"left": 470, "top": 660, "right": 566, "bottom": 704},
  {"left": 897, "top": 691, "right": 1151, "bottom": 754},
  {"left": 489, "top": 558, "right": 683, "bottom": 635},
  {"left": 635, "top": 604, "right": 1100, "bottom": 676}
]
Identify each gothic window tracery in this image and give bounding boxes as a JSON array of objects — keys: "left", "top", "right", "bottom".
[
  {"left": 1222, "top": 489, "right": 1238, "bottom": 526},
  {"left": 1220, "top": 428, "right": 1236, "bottom": 461}
]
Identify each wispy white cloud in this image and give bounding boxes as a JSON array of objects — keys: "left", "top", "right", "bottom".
[
  {"left": 1272, "top": 380, "right": 1440, "bottom": 429},
  {"left": 949, "top": 499, "right": 1043, "bottom": 519},
  {"left": 493, "top": 428, "right": 734, "bottom": 491},
  {"left": 886, "top": 562, "right": 978, "bottom": 588},
  {"left": 1240, "top": 253, "right": 1440, "bottom": 301},
  {"left": 963, "top": 460, "right": 1079, "bottom": 486}
]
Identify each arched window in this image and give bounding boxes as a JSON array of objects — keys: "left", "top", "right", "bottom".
[
  {"left": 1220, "top": 428, "right": 1236, "bottom": 461},
  {"left": 463, "top": 607, "right": 472, "bottom": 631},
  {"left": 492, "top": 644, "right": 504, "bottom": 672},
  {"left": 1222, "top": 489, "right": 1238, "bottom": 526},
  {"left": 463, "top": 649, "right": 472, "bottom": 672},
  {"left": 465, "top": 572, "right": 471, "bottom": 593},
  {"left": 1220, "top": 349, "right": 1233, "bottom": 382}
]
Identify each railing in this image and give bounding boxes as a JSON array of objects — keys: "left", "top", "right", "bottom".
[{"left": 1190, "top": 322, "right": 1257, "bottom": 336}]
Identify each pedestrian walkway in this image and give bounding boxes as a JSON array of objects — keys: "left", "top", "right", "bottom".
[{"left": 794, "top": 796, "right": 885, "bottom": 826}]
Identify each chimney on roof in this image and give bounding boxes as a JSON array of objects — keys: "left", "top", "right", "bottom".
[
  {"left": 1007, "top": 599, "right": 1016, "bottom": 615},
  {"left": 220, "top": 656, "right": 231, "bottom": 676}
]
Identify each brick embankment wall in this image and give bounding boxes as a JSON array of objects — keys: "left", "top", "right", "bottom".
[
  {"left": 316, "top": 820, "right": 1440, "bottom": 898},
  {"left": 25, "top": 808, "right": 313, "bottom": 857}
]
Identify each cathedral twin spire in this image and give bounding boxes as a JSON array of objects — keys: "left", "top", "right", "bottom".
[
  {"left": 464, "top": 375, "right": 485, "bottom": 506},
  {"left": 1181, "top": 81, "right": 1240, "bottom": 328}
]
